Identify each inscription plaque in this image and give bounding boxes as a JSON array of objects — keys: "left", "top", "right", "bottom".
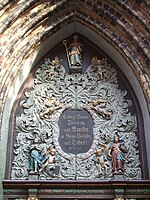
[{"left": 58, "top": 109, "right": 93, "bottom": 154}]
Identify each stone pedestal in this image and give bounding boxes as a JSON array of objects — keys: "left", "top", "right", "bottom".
[
  {"left": 113, "top": 172, "right": 124, "bottom": 200},
  {"left": 113, "top": 172, "right": 124, "bottom": 180},
  {"left": 114, "top": 188, "right": 124, "bottom": 200},
  {"left": 28, "top": 188, "right": 38, "bottom": 200},
  {"left": 69, "top": 65, "right": 82, "bottom": 73},
  {"left": 28, "top": 172, "right": 39, "bottom": 180}
]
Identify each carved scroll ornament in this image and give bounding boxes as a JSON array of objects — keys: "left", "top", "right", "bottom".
[{"left": 11, "top": 56, "right": 141, "bottom": 180}]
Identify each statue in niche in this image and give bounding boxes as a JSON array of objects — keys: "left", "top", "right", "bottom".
[
  {"left": 91, "top": 98, "right": 112, "bottom": 119},
  {"left": 95, "top": 144, "right": 109, "bottom": 174},
  {"left": 49, "top": 57, "right": 62, "bottom": 80},
  {"left": 63, "top": 34, "right": 83, "bottom": 68},
  {"left": 29, "top": 138, "right": 43, "bottom": 173},
  {"left": 40, "top": 97, "right": 61, "bottom": 119},
  {"left": 108, "top": 133, "right": 127, "bottom": 174},
  {"left": 91, "top": 57, "right": 107, "bottom": 79}
]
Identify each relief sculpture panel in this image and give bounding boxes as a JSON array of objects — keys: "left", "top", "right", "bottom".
[{"left": 11, "top": 35, "right": 141, "bottom": 181}]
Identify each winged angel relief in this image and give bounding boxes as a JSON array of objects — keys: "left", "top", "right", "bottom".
[{"left": 11, "top": 53, "right": 141, "bottom": 180}]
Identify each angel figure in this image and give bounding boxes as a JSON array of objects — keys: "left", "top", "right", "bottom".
[
  {"left": 91, "top": 98, "right": 112, "bottom": 119},
  {"left": 95, "top": 144, "right": 109, "bottom": 174},
  {"left": 40, "top": 97, "right": 61, "bottom": 119},
  {"left": 40, "top": 147, "right": 56, "bottom": 172},
  {"left": 91, "top": 56, "right": 103, "bottom": 79},
  {"left": 49, "top": 57, "right": 61, "bottom": 80}
]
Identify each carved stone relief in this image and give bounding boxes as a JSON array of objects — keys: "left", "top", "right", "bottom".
[{"left": 11, "top": 47, "right": 141, "bottom": 180}]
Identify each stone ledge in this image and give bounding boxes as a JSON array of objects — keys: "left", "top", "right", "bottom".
[{"left": 2, "top": 180, "right": 150, "bottom": 199}]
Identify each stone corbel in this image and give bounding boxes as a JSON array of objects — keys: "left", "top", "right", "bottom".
[
  {"left": 28, "top": 188, "right": 38, "bottom": 200},
  {"left": 114, "top": 188, "right": 124, "bottom": 200}
]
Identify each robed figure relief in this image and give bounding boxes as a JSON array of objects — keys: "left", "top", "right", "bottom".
[
  {"left": 108, "top": 133, "right": 127, "bottom": 174},
  {"left": 29, "top": 138, "right": 43, "bottom": 173},
  {"left": 63, "top": 34, "right": 83, "bottom": 73}
]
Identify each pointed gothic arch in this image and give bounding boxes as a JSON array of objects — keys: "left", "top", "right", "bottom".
[{"left": 0, "top": 1, "right": 150, "bottom": 199}]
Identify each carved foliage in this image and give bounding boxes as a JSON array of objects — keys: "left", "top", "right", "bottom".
[{"left": 11, "top": 57, "right": 141, "bottom": 180}]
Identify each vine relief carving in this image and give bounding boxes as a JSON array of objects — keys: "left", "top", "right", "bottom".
[{"left": 11, "top": 52, "right": 141, "bottom": 180}]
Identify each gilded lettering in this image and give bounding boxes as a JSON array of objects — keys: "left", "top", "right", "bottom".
[
  {"left": 64, "top": 141, "right": 70, "bottom": 145},
  {"left": 63, "top": 114, "right": 76, "bottom": 120},
  {"left": 71, "top": 126, "right": 76, "bottom": 132},
  {"left": 77, "top": 127, "right": 88, "bottom": 132},
  {"left": 64, "top": 128, "right": 70, "bottom": 132},
  {"left": 77, "top": 114, "right": 88, "bottom": 120}
]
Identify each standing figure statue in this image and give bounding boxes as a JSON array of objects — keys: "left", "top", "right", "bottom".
[
  {"left": 108, "top": 133, "right": 127, "bottom": 174},
  {"left": 29, "top": 138, "right": 43, "bottom": 173},
  {"left": 63, "top": 34, "right": 83, "bottom": 68}
]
